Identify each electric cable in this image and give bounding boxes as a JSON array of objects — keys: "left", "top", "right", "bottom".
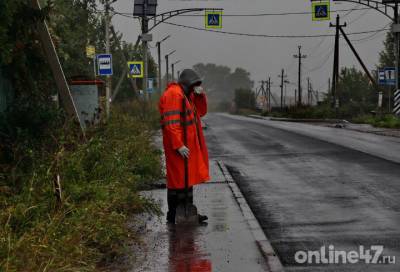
[
  {"left": 111, "top": 7, "right": 372, "bottom": 17},
  {"left": 159, "top": 20, "right": 390, "bottom": 39}
]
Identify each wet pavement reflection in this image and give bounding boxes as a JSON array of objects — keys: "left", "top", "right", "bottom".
[
  {"left": 129, "top": 160, "right": 268, "bottom": 272},
  {"left": 168, "top": 225, "right": 212, "bottom": 272}
]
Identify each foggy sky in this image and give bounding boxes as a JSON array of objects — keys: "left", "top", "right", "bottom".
[{"left": 111, "top": 0, "right": 391, "bottom": 98}]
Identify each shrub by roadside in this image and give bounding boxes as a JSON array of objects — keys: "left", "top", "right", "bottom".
[
  {"left": 353, "top": 114, "right": 400, "bottom": 129},
  {"left": 0, "top": 101, "right": 162, "bottom": 271}
]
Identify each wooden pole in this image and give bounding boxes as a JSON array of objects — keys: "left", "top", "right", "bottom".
[{"left": 31, "top": 0, "right": 84, "bottom": 134}]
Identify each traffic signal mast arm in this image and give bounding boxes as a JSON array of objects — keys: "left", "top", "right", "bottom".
[
  {"left": 331, "top": 0, "right": 395, "bottom": 20},
  {"left": 148, "top": 8, "right": 223, "bottom": 32}
]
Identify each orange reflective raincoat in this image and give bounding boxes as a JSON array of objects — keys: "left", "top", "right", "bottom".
[{"left": 159, "top": 83, "right": 210, "bottom": 189}]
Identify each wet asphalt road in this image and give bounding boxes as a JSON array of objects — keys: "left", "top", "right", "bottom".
[{"left": 204, "top": 113, "right": 400, "bottom": 272}]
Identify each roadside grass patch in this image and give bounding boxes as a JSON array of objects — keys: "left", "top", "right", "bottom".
[
  {"left": 353, "top": 114, "right": 400, "bottom": 129},
  {"left": 0, "top": 102, "right": 162, "bottom": 271}
]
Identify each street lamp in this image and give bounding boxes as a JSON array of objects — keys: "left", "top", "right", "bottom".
[
  {"left": 165, "top": 50, "right": 176, "bottom": 84},
  {"left": 172, "top": 60, "right": 181, "bottom": 81},
  {"left": 156, "top": 34, "right": 171, "bottom": 91}
]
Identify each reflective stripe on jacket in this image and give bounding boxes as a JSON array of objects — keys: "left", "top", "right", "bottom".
[{"left": 159, "top": 83, "right": 210, "bottom": 189}]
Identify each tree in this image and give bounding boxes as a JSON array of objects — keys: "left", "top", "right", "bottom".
[
  {"left": 337, "top": 67, "right": 376, "bottom": 115},
  {"left": 193, "top": 63, "right": 253, "bottom": 109},
  {"left": 378, "top": 31, "right": 395, "bottom": 69},
  {"left": 234, "top": 88, "right": 256, "bottom": 110}
]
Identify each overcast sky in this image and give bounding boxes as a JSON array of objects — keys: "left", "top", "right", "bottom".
[{"left": 111, "top": 0, "right": 392, "bottom": 97}]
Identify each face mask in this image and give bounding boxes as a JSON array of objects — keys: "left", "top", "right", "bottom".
[{"left": 193, "top": 86, "right": 204, "bottom": 94}]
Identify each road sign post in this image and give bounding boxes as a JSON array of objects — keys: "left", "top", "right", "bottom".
[
  {"left": 378, "top": 91, "right": 383, "bottom": 108},
  {"left": 147, "top": 78, "right": 154, "bottom": 94},
  {"left": 394, "top": 89, "right": 400, "bottom": 115},
  {"left": 205, "top": 10, "right": 223, "bottom": 29}
]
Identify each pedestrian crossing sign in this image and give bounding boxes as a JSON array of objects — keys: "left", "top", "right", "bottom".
[
  {"left": 127, "top": 61, "right": 144, "bottom": 78},
  {"left": 312, "top": 1, "right": 330, "bottom": 21},
  {"left": 205, "top": 10, "right": 223, "bottom": 29}
]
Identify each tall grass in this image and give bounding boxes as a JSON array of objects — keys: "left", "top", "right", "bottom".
[{"left": 0, "top": 101, "right": 162, "bottom": 271}]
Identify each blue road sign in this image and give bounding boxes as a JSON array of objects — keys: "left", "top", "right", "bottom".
[
  {"left": 128, "top": 61, "right": 144, "bottom": 78},
  {"left": 379, "top": 67, "right": 396, "bottom": 86},
  {"left": 97, "top": 54, "right": 113, "bottom": 76},
  {"left": 205, "top": 11, "right": 223, "bottom": 29},
  {"left": 312, "top": 2, "right": 330, "bottom": 21}
]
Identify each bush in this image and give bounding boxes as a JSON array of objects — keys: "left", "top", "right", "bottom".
[
  {"left": 0, "top": 102, "right": 162, "bottom": 271},
  {"left": 234, "top": 88, "right": 256, "bottom": 110},
  {"left": 353, "top": 114, "right": 400, "bottom": 128}
]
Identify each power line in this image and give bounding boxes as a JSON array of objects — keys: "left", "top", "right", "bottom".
[
  {"left": 305, "top": 47, "right": 334, "bottom": 73},
  {"left": 307, "top": 36, "right": 329, "bottom": 57},
  {"left": 351, "top": 22, "right": 391, "bottom": 42},
  {"left": 160, "top": 20, "right": 390, "bottom": 39},
  {"left": 111, "top": 7, "right": 372, "bottom": 17},
  {"left": 341, "top": 4, "right": 362, "bottom": 18},
  {"left": 110, "top": 10, "right": 390, "bottom": 39},
  {"left": 347, "top": 8, "right": 370, "bottom": 25}
]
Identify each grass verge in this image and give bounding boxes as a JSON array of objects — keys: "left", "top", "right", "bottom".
[
  {"left": 353, "top": 114, "right": 400, "bottom": 129},
  {"left": 0, "top": 101, "right": 162, "bottom": 271}
]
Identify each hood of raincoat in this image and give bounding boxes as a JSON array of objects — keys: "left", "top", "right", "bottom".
[{"left": 178, "top": 69, "right": 202, "bottom": 94}]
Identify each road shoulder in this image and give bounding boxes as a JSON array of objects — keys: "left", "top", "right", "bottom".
[
  {"left": 126, "top": 159, "right": 279, "bottom": 272},
  {"left": 234, "top": 113, "right": 400, "bottom": 164}
]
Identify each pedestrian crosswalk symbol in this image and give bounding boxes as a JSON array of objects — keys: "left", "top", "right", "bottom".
[
  {"left": 312, "top": 2, "right": 330, "bottom": 21},
  {"left": 127, "top": 61, "right": 144, "bottom": 78},
  {"left": 205, "top": 11, "right": 223, "bottom": 29},
  {"left": 131, "top": 64, "right": 140, "bottom": 75}
]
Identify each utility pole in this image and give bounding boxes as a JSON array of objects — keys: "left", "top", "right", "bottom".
[
  {"left": 165, "top": 50, "right": 176, "bottom": 84},
  {"left": 172, "top": 60, "right": 181, "bottom": 81},
  {"left": 139, "top": 0, "right": 154, "bottom": 101},
  {"left": 30, "top": 0, "right": 83, "bottom": 134},
  {"left": 395, "top": 2, "right": 400, "bottom": 115},
  {"left": 278, "top": 69, "right": 287, "bottom": 109},
  {"left": 105, "top": 0, "right": 111, "bottom": 118},
  {"left": 294, "top": 46, "right": 307, "bottom": 106},
  {"left": 143, "top": 1, "right": 149, "bottom": 100},
  {"left": 307, "top": 77, "right": 311, "bottom": 105},
  {"left": 171, "top": 62, "right": 175, "bottom": 82},
  {"left": 268, "top": 77, "right": 272, "bottom": 111},
  {"left": 157, "top": 41, "right": 161, "bottom": 91},
  {"left": 328, "top": 77, "right": 331, "bottom": 96},
  {"left": 330, "top": 15, "right": 346, "bottom": 113},
  {"left": 156, "top": 35, "right": 170, "bottom": 92}
]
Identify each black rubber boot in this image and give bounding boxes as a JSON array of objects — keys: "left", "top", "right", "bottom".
[
  {"left": 166, "top": 211, "right": 175, "bottom": 224},
  {"left": 198, "top": 214, "right": 208, "bottom": 223},
  {"left": 167, "top": 189, "right": 179, "bottom": 224}
]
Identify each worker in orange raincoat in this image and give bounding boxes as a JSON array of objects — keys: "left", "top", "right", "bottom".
[{"left": 159, "top": 69, "right": 210, "bottom": 224}]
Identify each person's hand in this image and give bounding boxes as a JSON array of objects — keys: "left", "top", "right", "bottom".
[
  {"left": 193, "top": 86, "right": 204, "bottom": 95},
  {"left": 177, "top": 146, "right": 190, "bottom": 158}
]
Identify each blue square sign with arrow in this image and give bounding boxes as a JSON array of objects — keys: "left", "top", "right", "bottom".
[{"left": 205, "top": 11, "right": 223, "bottom": 29}]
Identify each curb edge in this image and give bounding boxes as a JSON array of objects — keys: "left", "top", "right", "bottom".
[{"left": 216, "top": 160, "right": 285, "bottom": 272}]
